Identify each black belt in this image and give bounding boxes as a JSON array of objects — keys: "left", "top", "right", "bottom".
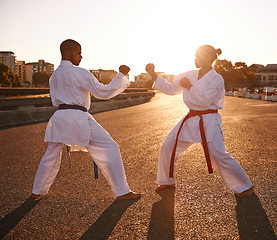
[
  {"left": 57, "top": 104, "right": 98, "bottom": 179},
  {"left": 58, "top": 104, "right": 87, "bottom": 112}
]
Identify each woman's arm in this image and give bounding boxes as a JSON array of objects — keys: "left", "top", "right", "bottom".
[{"left": 145, "top": 63, "right": 184, "bottom": 95}]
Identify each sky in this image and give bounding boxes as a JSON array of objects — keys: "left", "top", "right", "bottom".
[{"left": 0, "top": 0, "right": 276, "bottom": 80}]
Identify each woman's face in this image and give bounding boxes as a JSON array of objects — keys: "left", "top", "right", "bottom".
[{"left": 194, "top": 48, "right": 213, "bottom": 68}]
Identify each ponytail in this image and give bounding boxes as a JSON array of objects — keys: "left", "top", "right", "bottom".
[{"left": 215, "top": 48, "right": 222, "bottom": 56}]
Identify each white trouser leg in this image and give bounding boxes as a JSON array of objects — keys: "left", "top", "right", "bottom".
[
  {"left": 85, "top": 118, "right": 130, "bottom": 197},
  {"left": 157, "top": 127, "right": 193, "bottom": 185},
  {"left": 32, "top": 142, "right": 63, "bottom": 195},
  {"left": 208, "top": 122, "right": 252, "bottom": 193}
]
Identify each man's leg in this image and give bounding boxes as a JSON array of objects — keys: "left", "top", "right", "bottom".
[
  {"left": 208, "top": 122, "right": 253, "bottom": 195},
  {"left": 32, "top": 142, "right": 63, "bottom": 196},
  {"left": 157, "top": 127, "right": 193, "bottom": 186},
  {"left": 85, "top": 117, "right": 139, "bottom": 198}
]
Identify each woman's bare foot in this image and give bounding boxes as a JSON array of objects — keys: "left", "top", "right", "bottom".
[
  {"left": 116, "top": 192, "right": 142, "bottom": 200},
  {"left": 30, "top": 193, "right": 43, "bottom": 200},
  {"left": 155, "top": 184, "right": 176, "bottom": 190},
  {"left": 236, "top": 186, "right": 254, "bottom": 197}
]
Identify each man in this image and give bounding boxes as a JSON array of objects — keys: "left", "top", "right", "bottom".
[{"left": 31, "top": 39, "right": 141, "bottom": 200}]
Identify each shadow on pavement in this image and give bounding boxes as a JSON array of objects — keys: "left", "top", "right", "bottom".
[
  {"left": 0, "top": 197, "right": 41, "bottom": 239},
  {"left": 80, "top": 198, "right": 139, "bottom": 240},
  {"left": 147, "top": 188, "right": 175, "bottom": 240},
  {"left": 235, "top": 193, "right": 276, "bottom": 240}
]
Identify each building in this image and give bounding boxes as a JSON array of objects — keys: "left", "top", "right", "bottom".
[
  {"left": 250, "top": 64, "right": 277, "bottom": 86},
  {"left": 16, "top": 61, "right": 27, "bottom": 85},
  {"left": 134, "top": 73, "right": 152, "bottom": 87},
  {"left": 0, "top": 51, "right": 16, "bottom": 72},
  {"left": 134, "top": 72, "right": 176, "bottom": 88},
  {"left": 25, "top": 59, "right": 54, "bottom": 86},
  {"left": 89, "top": 69, "right": 124, "bottom": 84}
]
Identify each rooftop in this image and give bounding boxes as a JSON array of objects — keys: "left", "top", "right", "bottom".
[
  {"left": 265, "top": 64, "right": 277, "bottom": 68},
  {"left": 0, "top": 51, "right": 15, "bottom": 54}
]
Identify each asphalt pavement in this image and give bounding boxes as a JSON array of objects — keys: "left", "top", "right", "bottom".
[{"left": 0, "top": 93, "right": 276, "bottom": 239}]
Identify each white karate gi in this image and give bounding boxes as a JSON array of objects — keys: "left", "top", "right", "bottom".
[
  {"left": 32, "top": 60, "right": 131, "bottom": 197},
  {"left": 153, "top": 68, "right": 252, "bottom": 193}
]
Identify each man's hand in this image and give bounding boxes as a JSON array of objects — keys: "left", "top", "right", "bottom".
[
  {"left": 119, "top": 65, "right": 130, "bottom": 75},
  {"left": 145, "top": 63, "right": 158, "bottom": 81},
  {"left": 179, "top": 77, "right": 192, "bottom": 90}
]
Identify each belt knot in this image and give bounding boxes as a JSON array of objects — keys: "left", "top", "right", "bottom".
[{"left": 169, "top": 109, "right": 218, "bottom": 178}]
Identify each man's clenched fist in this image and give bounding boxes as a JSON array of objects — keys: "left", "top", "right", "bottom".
[{"left": 119, "top": 65, "right": 130, "bottom": 75}]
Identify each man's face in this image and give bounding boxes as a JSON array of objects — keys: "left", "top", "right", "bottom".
[{"left": 69, "top": 46, "right": 82, "bottom": 66}]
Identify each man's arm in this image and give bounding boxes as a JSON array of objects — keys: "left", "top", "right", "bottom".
[{"left": 85, "top": 65, "right": 131, "bottom": 100}]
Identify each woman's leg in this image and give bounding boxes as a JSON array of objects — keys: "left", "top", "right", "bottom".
[
  {"left": 157, "top": 128, "right": 193, "bottom": 185},
  {"left": 208, "top": 122, "right": 252, "bottom": 194}
]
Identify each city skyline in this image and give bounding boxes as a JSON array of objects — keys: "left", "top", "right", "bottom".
[{"left": 1, "top": 0, "right": 276, "bottom": 81}]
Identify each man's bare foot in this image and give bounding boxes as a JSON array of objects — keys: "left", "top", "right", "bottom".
[
  {"left": 155, "top": 184, "right": 176, "bottom": 190},
  {"left": 236, "top": 186, "right": 254, "bottom": 197},
  {"left": 30, "top": 193, "right": 42, "bottom": 200},
  {"left": 116, "top": 192, "right": 142, "bottom": 200}
]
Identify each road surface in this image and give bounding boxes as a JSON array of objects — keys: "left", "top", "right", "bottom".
[{"left": 0, "top": 93, "right": 276, "bottom": 239}]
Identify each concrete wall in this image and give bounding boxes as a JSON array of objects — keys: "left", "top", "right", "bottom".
[{"left": 0, "top": 91, "right": 155, "bottom": 129}]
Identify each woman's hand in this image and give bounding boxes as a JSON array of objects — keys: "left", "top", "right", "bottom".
[
  {"left": 179, "top": 77, "right": 192, "bottom": 90},
  {"left": 145, "top": 63, "right": 158, "bottom": 81}
]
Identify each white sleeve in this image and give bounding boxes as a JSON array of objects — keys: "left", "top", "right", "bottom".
[
  {"left": 84, "top": 72, "right": 130, "bottom": 100},
  {"left": 186, "top": 75, "right": 224, "bottom": 107},
  {"left": 152, "top": 74, "right": 184, "bottom": 95}
]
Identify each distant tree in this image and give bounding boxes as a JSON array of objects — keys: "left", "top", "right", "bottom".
[
  {"left": 0, "top": 63, "right": 21, "bottom": 87},
  {"left": 234, "top": 62, "right": 259, "bottom": 88},
  {"left": 214, "top": 59, "right": 236, "bottom": 88},
  {"left": 33, "top": 71, "right": 51, "bottom": 87},
  {"left": 214, "top": 59, "right": 259, "bottom": 89},
  {"left": 234, "top": 62, "right": 248, "bottom": 69}
]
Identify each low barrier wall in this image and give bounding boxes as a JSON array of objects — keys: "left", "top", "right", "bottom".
[
  {"left": 225, "top": 91, "right": 277, "bottom": 102},
  {"left": 0, "top": 89, "right": 155, "bottom": 129},
  {"left": 0, "top": 87, "right": 149, "bottom": 98}
]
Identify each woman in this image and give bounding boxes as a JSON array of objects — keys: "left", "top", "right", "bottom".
[{"left": 145, "top": 45, "right": 253, "bottom": 197}]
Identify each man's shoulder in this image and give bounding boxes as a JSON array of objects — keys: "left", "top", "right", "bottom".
[
  {"left": 76, "top": 66, "right": 89, "bottom": 73},
  {"left": 71, "top": 65, "right": 90, "bottom": 74},
  {"left": 56, "top": 64, "right": 91, "bottom": 76}
]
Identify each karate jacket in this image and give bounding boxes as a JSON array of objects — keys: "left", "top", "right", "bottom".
[
  {"left": 153, "top": 68, "right": 225, "bottom": 143},
  {"left": 44, "top": 60, "right": 130, "bottom": 146}
]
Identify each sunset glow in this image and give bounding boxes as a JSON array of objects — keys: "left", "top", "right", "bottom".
[{"left": 1, "top": 0, "right": 276, "bottom": 80}]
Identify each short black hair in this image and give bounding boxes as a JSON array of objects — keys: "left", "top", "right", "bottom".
[{"left": 60, "top": 39, "right": 81, "bottom": 55}]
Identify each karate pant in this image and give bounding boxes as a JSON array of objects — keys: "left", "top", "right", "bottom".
[
  {"left": 157, "top": 121, "right": 252, "bottom": 194},
  {"left": 32, "top": 118, "right": 131, "bottom": 197}
]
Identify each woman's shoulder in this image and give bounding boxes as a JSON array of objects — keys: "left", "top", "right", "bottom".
[
  {"left": 213, "top": 69, "right": 224, "bottom": 79},
  {"left": 178, "top": 70, "right": 198, "bottom": 78}
]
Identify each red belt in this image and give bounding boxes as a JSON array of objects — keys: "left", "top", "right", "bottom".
[{"left": 169, "top": 109, "right": 218, "bottom": 178}]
